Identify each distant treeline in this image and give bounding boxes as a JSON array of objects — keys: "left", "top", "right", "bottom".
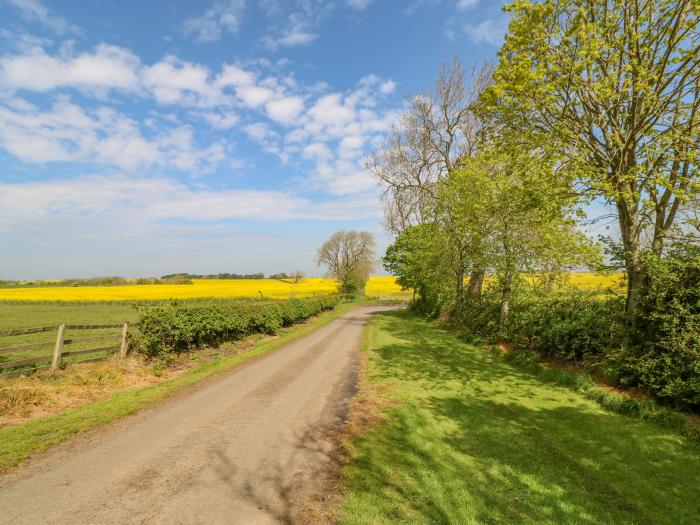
[
  {"left": 0, "top": 276, "right": 193, "bottom": 287},
  {"left": 161, "top": 273, "right": 265, "bottom": 280}
]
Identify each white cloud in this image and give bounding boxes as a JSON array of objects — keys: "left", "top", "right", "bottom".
[
  {"left": 277, "top": 29, "right": 317, "bottom": 47},
  {"left": 379, "top": 80, "right": 396, "bottom": 94},
  {"left": 463, "top": 18, "right": 508, "bottom": 46},
  {"left": 303, "top": 142, "right": 333, "bottom": 162},
  {"left": 455, "top": 0, "right": 478, "bottom": 10},
  {"left": 236, "top": 84, "right": 275, "bottom": 108},
  {"left": 197, "top": 111, "right": 238, "bottom": 129},
  {"left": 216, "top": 64, "right": 255, "bottom": 87},
  {"left": 265, "top": 95, "right": 304, "bottom": 124},
  {"left": 6, "top": 0, "right": 79, "bottom": 35},
  {"left": 182, "top": 0, "right": 246, "bottom": 42},
  {"left": 142, "top": 56, "right": 223, "bottom": 106},
  {"left": 0, "top": 97, "right": 227, "bottom": 173},
  {"left": 261, "top": 2, "right": 332, "bottom": 51},
  {"left": 346, "top": 0, "right": 374, "bottom": 10},
  {"left": 243, "top": 122, "right": 274, "bottom": 142},
  {"left": 0, "top": 40, "right": 399, "bottom": 197},
  {"left": 0, "top": 175, "right": 381, "bottom": 234},
  {"left": 0, "top": 44, "right": 140, "bottom": 92}
]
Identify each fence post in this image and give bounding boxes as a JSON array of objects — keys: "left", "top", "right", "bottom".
[
  {"left": 52, "top": 323, "right": 66, "bottom": 370},
  {"left": 119, "top": 322, "right": 129, "bottom": 358}
]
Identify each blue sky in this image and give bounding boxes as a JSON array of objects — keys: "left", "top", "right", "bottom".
[{"left": 0, "top": 0, "right": 509, "bottom": 279}]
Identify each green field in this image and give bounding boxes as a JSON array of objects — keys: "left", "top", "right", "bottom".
[
  {"left": 0, "top": 304, "right": 138, "bottom": 372},
  {"left": 340, "top": 310, "right": 700, "bottom": 525}
]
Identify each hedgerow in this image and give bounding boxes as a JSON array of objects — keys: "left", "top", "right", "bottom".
[
  {"left": 454, "top": 251, "right": 700, "bottom": 411},
  {"left": 135, "top": 296, "right": 339, "bottom": 356}
]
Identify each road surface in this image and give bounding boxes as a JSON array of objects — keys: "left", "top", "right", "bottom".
[{"left": 0, "top": 304, "right": 395, "bottom": 524}]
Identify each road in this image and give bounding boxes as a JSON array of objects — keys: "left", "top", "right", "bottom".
[{"left": 0, "top": 304, "right": 395, "bottom": 525}]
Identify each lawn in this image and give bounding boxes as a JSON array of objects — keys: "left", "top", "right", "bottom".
[{"left": 340, "top": 310, "right": 700, "bottom": 525}]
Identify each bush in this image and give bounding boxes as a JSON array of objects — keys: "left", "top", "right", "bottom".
[
  {"left": 611, "top": 248, "right": 700, "bottom": 408},
  {"left": 456, "top": 252, "right": 700, "bottom": 409},
  {"left": 135, "top": 296, "right": 339, "bottom": 356},
  {"left": 460, "top": 290, "right": 625, "bottom": 364}
]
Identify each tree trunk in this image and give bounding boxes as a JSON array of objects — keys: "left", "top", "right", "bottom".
[
  {"left": 467, "top": 269, "right": 485, "bottom": 298},
  {"left": 617, "top": 196, "right": 642, "bottom": 330},
  {"left": 455, "top": 267, "right": 464, "bottom": 310},
  {"left": 499, "top": 270, "right": 513, "bottom": 326}
]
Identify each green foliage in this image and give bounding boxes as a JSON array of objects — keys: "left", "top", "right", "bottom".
[
  {"left": 459, "top": 266, "right": 700, "bottom": 409},
  {"left": 383, "top": 223, "right": 453, "bottom": 316},
  {"left": 135, "top": 296, "right": 339, "bottom": 356},
  {"left": 612, "top": 247, "right": 700, "bottom": 406}
]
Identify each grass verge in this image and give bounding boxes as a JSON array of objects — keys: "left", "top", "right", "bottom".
[
  {"left": 497, "top": 347, "right": 700, "bottom": 440},
  {"left": 0, "top": 302, "right": 357, "bottom": 472},
  {"left": 339, "top": 310, "right": 700, "bottom": 525}
]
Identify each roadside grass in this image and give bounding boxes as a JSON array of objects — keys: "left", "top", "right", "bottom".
[
  {"left": 340, "top": 310, "right": 700, "bottom": 525},
  {"left": 0, "top": 302, "right": 357, "bottom": 472}
]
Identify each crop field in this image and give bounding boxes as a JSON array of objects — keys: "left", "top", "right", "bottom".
[
  {"left": 0, "top": 277, "right": 408, "bottom": 303},
  {"left": 0, "top": 273, "right": 621, "bottom": 304}
]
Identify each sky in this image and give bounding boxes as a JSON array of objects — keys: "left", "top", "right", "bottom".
[{"left": 0, "top": 0, "right": 509, "bottom": 279}]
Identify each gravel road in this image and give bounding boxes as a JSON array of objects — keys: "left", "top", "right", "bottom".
[{"left": 0, "top": 304, "right": 396, "bottom": 524}]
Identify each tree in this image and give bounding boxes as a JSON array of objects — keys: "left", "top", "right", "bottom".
[
  {"left": 490, "top": 0, "right": 699, "bottom": 327},
  {"left": 316, "top": 231, "right": 376, "bottom": 295},
  {"left": 439, "top": 145, "right": 598, "bottom": 324},
  {"left": 290, "top": 270, "right": 305, "bottom": 283},
  {"left": 369, "top": 59, "right": 495, "bottom": 296},
  {"left": 383, "top": 223, "right": 453, "bottom": 314}
]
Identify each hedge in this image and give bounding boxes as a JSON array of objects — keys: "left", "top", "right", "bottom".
[{"left": 135, "top": 296, "right": 340, "bottom": 356}]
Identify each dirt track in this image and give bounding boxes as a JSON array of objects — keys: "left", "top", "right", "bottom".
[{"left": 0, "top": 305, "right": 396, "bottom": 524}]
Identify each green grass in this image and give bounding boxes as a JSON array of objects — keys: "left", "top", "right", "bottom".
[
  {"left": 0, "top": 302, "right": 357, "bottom": 471},
  {"left": 340, "top": 310, "right": 700, "bottom": 525},
  {"left": 0, "top": 303, "right": 138, "bottom": 329},
  {"left": 0, "top": 303, "right": 139, "bottom": 369}
]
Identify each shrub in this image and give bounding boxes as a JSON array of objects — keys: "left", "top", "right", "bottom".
[
  {"left": 460, "top": 290, "right": 625, "bottom": 364},
  {"left": 611, "top": 248, "right": 700, "bottom": 408},
  {"left": 456, "top": 253, "right": 700, "bottom": 409},
  {"left": 135, "top": 296, "right": 339, "bottom": 356}
]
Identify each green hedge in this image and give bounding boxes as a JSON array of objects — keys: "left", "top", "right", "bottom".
[
  {"left": 135, "top": 296, "right": 340, "bottom": 356},
  {"left": 457, "top": 281, "right": 700, "bottom": 409}
]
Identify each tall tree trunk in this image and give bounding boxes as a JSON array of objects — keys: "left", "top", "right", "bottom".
[
  {"left": 499, "top": 269, "right": 513, "bottom": 326},
  {"left": 617, "top": 195, "right": 642, "bottom": 330},
  {"left": 467, "top": 269, "right": 485, "bottom": 298}
]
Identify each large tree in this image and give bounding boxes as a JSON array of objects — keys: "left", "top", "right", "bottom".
[
  {"left": 369, "top": 59, "right": 494, "bottom": 296},
  {"left": 316, "top": 231, "right": 376, "bottom": 295},
  {"left": 439, "top": 146, "right": 596, "bottom": 323},
  {"left": 490, "top": 0, "right": 699, "bottom": 327}
]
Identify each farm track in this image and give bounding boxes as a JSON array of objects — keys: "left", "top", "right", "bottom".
[{"left": 0, "top": 304, "right": 397, "bottom": 524}]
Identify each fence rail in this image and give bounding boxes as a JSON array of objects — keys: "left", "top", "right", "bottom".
[{"left": 0, "top": 322, "right": 130, "bottom": 379}]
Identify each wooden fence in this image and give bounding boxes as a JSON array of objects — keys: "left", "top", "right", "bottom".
[{"left": 0, "top": 323, "right": 129, "bottom": 379}]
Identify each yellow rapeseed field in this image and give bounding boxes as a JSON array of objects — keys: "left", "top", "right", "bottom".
[{"left": 0, "top": 273, "right": 622, "bottom": 302}]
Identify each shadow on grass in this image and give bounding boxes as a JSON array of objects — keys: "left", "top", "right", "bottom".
[{"left": 342, "top": 310, "right": 700, "bottom": 525}]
